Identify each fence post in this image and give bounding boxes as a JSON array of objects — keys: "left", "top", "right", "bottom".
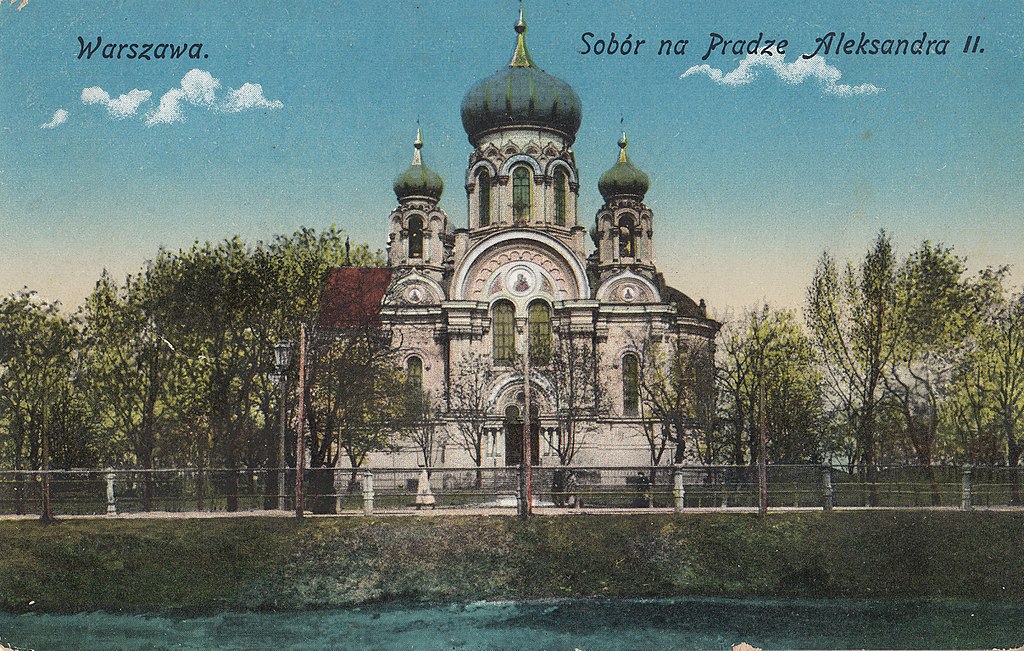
[
  {"left": 673, "top": 465, "right": 685, "bottom": 513},
  {"left": 105, "top": 470, "right": 117, "bottom": 515},
  {"left": 822, "top": 464, "right": 834, "bottom": 512},
  {"left": 961, "top": 465, "right": 972, "bottom": 511},
  {"left": 362, "top": 470, "right": 374, "bottom": 515}
]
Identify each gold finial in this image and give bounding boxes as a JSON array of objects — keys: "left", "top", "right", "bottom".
[
  {"left": 412, "top": 127, "right": 423, "bottom": 166},
  {"left": 509, "top": 3, "right": 536, "bottom": 67},
  {"left": 618, "top": 131, "right": 629, "bottom": 163}
]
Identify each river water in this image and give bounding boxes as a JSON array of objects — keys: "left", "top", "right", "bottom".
[{"left": 0, "top": 597, "right": 1021, "bottom": 650}]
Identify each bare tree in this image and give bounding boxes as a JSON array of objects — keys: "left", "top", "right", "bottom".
[
  {"left": 448, "top": 352, "right": 497, "bottom": 486},
  {"left": 400, "top": 387, "right": 446, "bottom": 470},
  {"left": 633, "top": 329, "right": 716, "bottom": 466},
  {"left": 542, "top": 334, "right": 607, "bottom": 466}
]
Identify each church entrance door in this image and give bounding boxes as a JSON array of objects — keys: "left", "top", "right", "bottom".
[{"left": 504, "top": 405, "right": 539, "bottom": 466}]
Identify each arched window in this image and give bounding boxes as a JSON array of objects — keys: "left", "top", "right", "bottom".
[
  {"left": 478, "top": 170, "right": 491, "bottom": 227},
  {"left": 553, "top": 169, "right": 567, "bottom": 226},
  {"left": 622, "top": 353, "right": 640, "bottom": 417},
  {"left": 618, "top": 215, "right": 636, "bottom": 258},
  {"left": 512, "top": 166, "right": 532, "bottom": 221},
  {"left": 407, "top": 356, "right": 423, "bottom": 388},
  {"left": 528, "top": 301, "right": 551, "bottom": 365},
  {"left": 408, "top": 215, "right": 424, "bottom": 259},
  {"left": 492, "top": 301, "right": 515, "bottom": 364}
]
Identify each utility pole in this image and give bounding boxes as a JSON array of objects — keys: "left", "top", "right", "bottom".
[
  {"left": 758, "top": 380, "right": 768, "bottom": 516},
  {"left": 295, "top": 324, "right": 307, "bottom": 519},
  {"left": 519, "top": 323, "right": 533, "bottom": 518}
]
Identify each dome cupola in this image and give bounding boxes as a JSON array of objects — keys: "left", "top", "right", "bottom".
[
  {"left": 393, "top": 129, "right": 444, "bottom": 201},
  {"left": 598, "top": 133, "right": 650, "bottom": 201},
  {"left": 460, "top": 9, "right": 582, "bottom": 144}
]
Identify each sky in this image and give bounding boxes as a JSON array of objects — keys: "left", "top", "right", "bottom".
[{"left": 1, "top": 1, "right": 1021, "bottom": 316}]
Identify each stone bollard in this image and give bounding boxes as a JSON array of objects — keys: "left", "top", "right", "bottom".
[
  {"left": 105, "top": 471, "right": 117, "bottom": 515},
  {"left": 822, "top": 464, "right": 834, "bottom": 512},
  {"left": 961, "top": 465, "right": 972, "bottom": 511},
  {"left": 673, "top": 466, "right": 685, "bottom": 513},
  {"left": 362, "top": 470, "right": 374, "bottom": 515}
]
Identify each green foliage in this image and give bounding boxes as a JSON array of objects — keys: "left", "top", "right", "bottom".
[{"left": 719, "top": 305, "right": 826, "bottom": 465}]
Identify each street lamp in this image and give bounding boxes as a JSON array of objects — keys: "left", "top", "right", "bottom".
[{"left": 272, "top": 339, "right": 293, "bottom": 511}]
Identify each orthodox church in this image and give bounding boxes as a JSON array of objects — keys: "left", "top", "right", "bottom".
[{"left": 322, "top": 11, "right": 719, "bottom": 467}]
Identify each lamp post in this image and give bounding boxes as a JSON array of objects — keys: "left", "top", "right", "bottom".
[{"left": 271, "top": 339, "right": 293, "bottom": 511}]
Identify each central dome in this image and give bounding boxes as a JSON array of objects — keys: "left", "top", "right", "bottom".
[{"left": 460, "top": 11, "right": 582, "bottom": 144}]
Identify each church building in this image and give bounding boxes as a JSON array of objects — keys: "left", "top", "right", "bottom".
[{"left": 322, "top": 10, "right": 719, "bottom": 468}]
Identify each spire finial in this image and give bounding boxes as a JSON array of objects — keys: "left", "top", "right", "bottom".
[
  {"left": 618, "top": 131, "right": 629, "bottom": 163},
  {"left": 509, "top": 3, "right": 535, "bottom": 67},
  {"left": 412, "top": 127, "right": 423, "bottom": 166}
]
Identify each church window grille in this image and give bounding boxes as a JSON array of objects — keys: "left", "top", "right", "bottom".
[
  {"left": 493, "top": 301, "right": 516, "bottom": 364},
  {"left": 554, "top": 169, "right": 567, "bottom": 226},
  {"left": 512, "top": 166, "right": 532, "bottom": 220},
  {"left": 618, "top": 215, "right": 636, "bottom": 258},
  {"left": 408, "top": 216, "right": 424, "bottom": 258},
  {"left": 478, "top": 171, "right": 491, "bottom": 227},
  {"left": 407, "top": 356, "right": 423, "bottom": 388},
  {"left": 622, "top": 353, "right": 640, "bottom": 417},
  {"left": 528, "top": 301, "right": 552, "bottom": 365}
]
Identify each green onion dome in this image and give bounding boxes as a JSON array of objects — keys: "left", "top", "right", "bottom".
[
  {"left": 460, "top": 9, "right": 582, "bottom": 144},
  {"left": 598, "top": 133, "right": 650, "bottom": 201},
  {"left": 393, "top": 129, "right": 444, "bottom": 201}
]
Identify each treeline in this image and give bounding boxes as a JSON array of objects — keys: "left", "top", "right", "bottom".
[
  {"left": 0, "top": 227, "right": 382, "bottom": 510},
  {"left": 1, "top": 229, "right": 1022, "bottom": 501},
  {"left": 707, "top": 232, "right": 1024, "bottom": 481}
]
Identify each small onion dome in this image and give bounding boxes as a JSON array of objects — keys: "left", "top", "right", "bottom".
[
  {"left": 460, "top": 8, "right": 582, "bottom": 144},
  {"left": 598, "top": 132, "right": 650, "bottom": 201},
  {"left": 393, "top": 128, "right": 444, "bottom": 201}
]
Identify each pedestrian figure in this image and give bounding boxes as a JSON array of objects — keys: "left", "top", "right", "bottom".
[{"left": 416, "top": 467, "right": 435, "bottom": 509}]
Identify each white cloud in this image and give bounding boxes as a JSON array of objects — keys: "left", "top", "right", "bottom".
[
  {"left": 221, "top": 83, "right": 284, "bottom": 112},
  {"left": 180, "top": 69, "right": 220, "bottom": 106},
  {"left": 682, "top": 51, "right": 881, "bottom": 96},
  {"left": 40, "top": 109, "right": 68, "bottom": 129},
  {"left": 146, "top": 88, "right": 186, "bottom": 126},
  {"left": 81, "top": 87, "right": 153, "bottom": 117},
  {"left": 146, "top": 69, "right": 219, "bottom": 126}
]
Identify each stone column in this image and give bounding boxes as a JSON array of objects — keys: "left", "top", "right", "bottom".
[
  {"left": 362, "top": 470, "right": 374, "bottom": 516},
  {"left": 961, "top": 465, "right": 973, "bottom": 511},
  {"left": 105, "top": 471, "right": 117, "bottom": 516},
  {"left": 673, "top": 466, "right": 685, "bottom": 513},
  {"left": 822, "top": 464, "right": 834, "bottom": 512}
]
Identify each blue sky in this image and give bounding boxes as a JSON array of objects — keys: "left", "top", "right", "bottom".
[{"left": 1, "top": 1, "right": 1021, "bottom": 314}]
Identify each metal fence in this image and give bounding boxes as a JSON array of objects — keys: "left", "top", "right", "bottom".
[{"left": 0, "top": 465, "right": 1021, "bottom": 517}]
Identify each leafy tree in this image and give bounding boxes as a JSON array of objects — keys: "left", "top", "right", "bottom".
[
  {"left": 806, "top": 232, "right": 901, "bottom": 502},
  {"left": 0, "top": 291, "right": 86, "bottom": 518},
  {"left": 719, "top": 305, "right": 826, "bottom": 466},
  {"left": 80, "top": 270, "right": 176, "bottom": 509}
]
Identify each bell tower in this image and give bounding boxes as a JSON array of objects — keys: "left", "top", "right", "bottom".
[
  {"left": 387, "top": 129, "right": 449, "bottom": 283},
  {"left": 593, "top": 133, "right": 655, "bottom": 283}
]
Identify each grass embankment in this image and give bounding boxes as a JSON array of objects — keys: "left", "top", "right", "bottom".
[{"left": 0, "top": 511, "right": 1020, "bottom": 614}]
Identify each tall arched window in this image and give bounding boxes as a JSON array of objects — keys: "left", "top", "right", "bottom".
[
  {"left": 407, "top": 356, "right": 423, "bottom": 388},
  {"left": 553, "top": 169, "right": 567, "bottom": 226},
  {"left": 408, "top": 215, "right": 424, "bottom": 258},
  {"left": 528, "top": 301, "right": 552, "bottom": 365},
  {"left": 618, "top": 215, "right": 636, "bottom": 259},
  {"left": 622, "top": 353, "right": 640, "bottom": 417},
  {"left": 478, "top": 170, "right": 491, "bottom": 227},
  {"left": 492, "top": 301, "right": 515, "bottom": 364},
  {"left": 512, "top": 166, "right": 532, "bottom": 221}
]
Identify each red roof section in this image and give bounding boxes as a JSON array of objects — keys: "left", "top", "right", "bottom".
[{"left": 317, "top": 267, "right": 393, "bottom": 329}]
